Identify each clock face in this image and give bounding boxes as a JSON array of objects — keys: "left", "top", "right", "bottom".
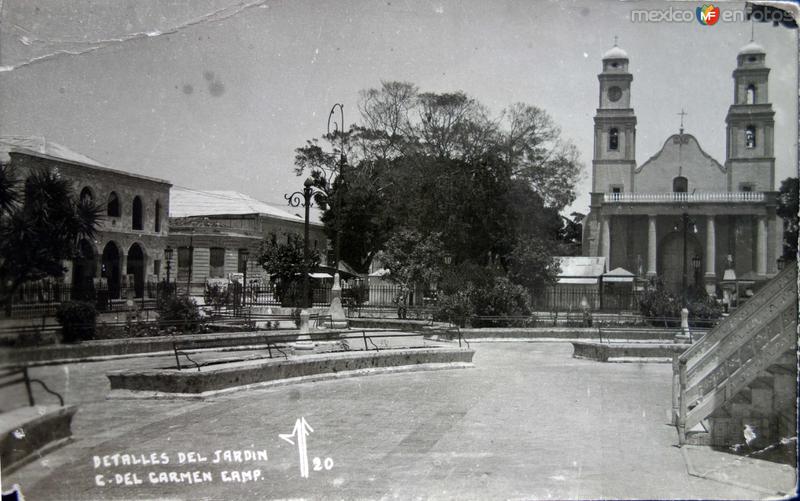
[{"left": 608, "top": 86, "right": 622, "bottom": 102}]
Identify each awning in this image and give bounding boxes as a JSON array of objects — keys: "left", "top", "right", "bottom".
[
  {"left": 557, "top": 278, "right": 598, "bottom": 285},
  {"left": 602, "top": 267, "right": 635, "bottom": 283},
  {"left": 309, "top": 272, "right": 333, "bottom": 279},
  {"left": 555, "top": 256, "right": 606, "bottom": 285}
]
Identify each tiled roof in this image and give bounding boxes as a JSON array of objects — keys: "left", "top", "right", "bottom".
[
  {"left": 0, "top": 135, "right": 107, "bottom": 168},
  {"left": 0, "top": 135, "right": 170, "bottom": 185}
]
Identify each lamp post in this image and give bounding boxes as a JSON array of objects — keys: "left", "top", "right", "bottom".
[
  {"left": 328, "top": 103, "right": 347, "bottom": 272},
  {"left": 286, "top": 177, "right": 316, "bottom": 308},
  {"left": 675, "top": 213, "right": 698, "bottom": 306},
  {"left": 692, "top": 254, "right": 701, "bottom": 286},
  {"left": 241, "top": 248, "right": 250, "bottom": 308},
  {"left": 164, "top": 246, "right": 173, "bottom": 285}
]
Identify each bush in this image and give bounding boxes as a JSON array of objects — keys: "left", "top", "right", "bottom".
[
  {"left": 472, "top": 277, "right": 532, "bottom": 327},
  {"left": 277, "top": 280, "right": 307, "bottom": 307},
  {"left": 638, "top": 279, "right": 723, "bottom": 327},
  {"left": 433, "top": 277, "right": 533, "bottom": 328},
  {"left": 686, "top": 286, "right": 723, "bottom": 327},
  {"left": 56, "top": 301, "right": 97, "bottom": 343},
  {"left": 638, "top": 279, "right": 681, "bottom": 324},
  {"left": 156, "top": 281, "right": 177, "bottom": 310},
  {"left": 433, "top": 286, "right": 475, "bottom": 326},
  {"left": 158, "top": 294, "right": 202, "bottom": 332},
  {"left": 343, "top": 281, "right": 368, "bottom": 306},
  {"left": 205, "top": 283, "right": 232, "bottom": 311}
]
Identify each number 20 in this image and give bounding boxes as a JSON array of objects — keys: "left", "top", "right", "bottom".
[{"left": 313, "top": 457, "right": 334, "bottom": 471}]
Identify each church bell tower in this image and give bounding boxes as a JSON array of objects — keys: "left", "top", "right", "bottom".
[
  {"left": 592, "top": 43, "right": 637, "bottom": 193},
  {"left": 725, "top": 41, "right": 775, "bottom": 191}
]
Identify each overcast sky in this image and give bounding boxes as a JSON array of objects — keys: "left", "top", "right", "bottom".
[{"left": 0, "top": 0, "right": 796, "bottom": 216}]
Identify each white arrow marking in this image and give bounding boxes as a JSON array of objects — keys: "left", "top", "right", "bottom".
[{"left": 280, "top": 417, "right": 314, "bottom": 478}]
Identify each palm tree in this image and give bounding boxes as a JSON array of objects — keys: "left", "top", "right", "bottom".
[{"left": 0, "top": 165, "right": 102, "bottom": 315}]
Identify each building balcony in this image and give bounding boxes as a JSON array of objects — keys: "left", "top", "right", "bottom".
[
  {"left": 592, "top": 191, "right": 776, "bottom": 216},
  {"left": 603, "top": 191, "right": 766, "bottom": 204}
]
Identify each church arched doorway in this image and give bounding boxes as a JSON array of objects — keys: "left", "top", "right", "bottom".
[
  {"left": 126, "top": 243, "right": 146, "bottom": 298},
  {"left": 71, "top": 239, "right": 96, "bottom": 300},
  {"left": 101, "top": 242, "right": 122, "bottom": 300},
  {"left": 658, "top": 232, "right": 701, "bottom": 295}
]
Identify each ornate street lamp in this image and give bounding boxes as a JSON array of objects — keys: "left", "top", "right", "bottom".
[
  {"left": 327, "top": 103, "right": 347, "bottom": 271},
  {"left": 286, "top": 177, "right": 316, "bottom": 308}
]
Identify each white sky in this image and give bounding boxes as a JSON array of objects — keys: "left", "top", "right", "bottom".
[{"left": 0, "top": 0, "right": 797, "bottom": 216}]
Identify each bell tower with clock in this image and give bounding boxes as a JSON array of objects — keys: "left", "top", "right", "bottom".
[{"left": 592, "top": 42, "right": 637, "bottom": 193}]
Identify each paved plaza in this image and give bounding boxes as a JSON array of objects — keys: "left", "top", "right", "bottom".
[{"left": 3, "top": 342, "right": 796, "bottom": 499}]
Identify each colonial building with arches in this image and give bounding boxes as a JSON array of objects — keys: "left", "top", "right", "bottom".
[
  {"left": 582, "top": 42, "right": 782, "bottom": 296},
  {"left": 1, "top": 137, "right": 171, "bottom": 300}
]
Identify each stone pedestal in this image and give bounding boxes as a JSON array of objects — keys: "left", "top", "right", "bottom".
[
  {"left": 327, "top": 273, "right": 349, "bottom": 329},
  {"left": 294, "top": 309, "right": 314, "bottom": 350},
  {"left": 675, "top": 307, "right": 691, "bottom": 343}
]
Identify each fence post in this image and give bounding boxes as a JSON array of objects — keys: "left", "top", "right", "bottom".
[
  {"left": 173, "top": 342, "right": 181, "bottom": 371},
  {"left": 678, "top": 358, "right": 688, "bottom": 444},
  {"left": 362, "top": 331, "right": 368, "bottom": 350},
  {"left": 23, "top": 367, "right": 35, "bottom": 406},
  {"left": 671, "top": 354, "right": 680, "bottom": 426}
]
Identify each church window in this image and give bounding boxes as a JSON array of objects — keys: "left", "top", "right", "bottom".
[
  {"left": 610, "top": 186, "right": 622, "bottom": 200},
  {"left": 745, "top": 126, "right": 756, "bottom": 149},
  {"left": 107, "top": 192, "right": 121, "bottom": 217},
  {"left": 746, "top": 84, "right": 756, "bottom": 104},
  {"left": 672, "top": 176, "right": 688, "bottom": 193},
  {"left": 609, "top": 128, "right": 619, "bottom": 151},
  {"left": 739, "top": 183, "right": 753, "bottom": 192}
]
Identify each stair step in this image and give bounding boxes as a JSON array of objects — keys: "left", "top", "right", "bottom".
[
  {"left": 749, "top": 376, "right": 774, "bottom": 389},
  {"left": 775, "top": 351, "right": 798, "bottom": 366},
  {"left": 766, "top": 364, "right": 795, "bottom": 376}
]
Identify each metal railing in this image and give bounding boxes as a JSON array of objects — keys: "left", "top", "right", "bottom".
[
  {"left": 168, "top": 329, "right": 461, "bottom": 371},
  {"left": 672, "top": 265, "right": 797, "bottom": 441},
  {"left": 0, "top": 366, "right": 64, "bottom": 406},
  {"left": 604, "top": 191, "right": 765, "bottom": 203}
]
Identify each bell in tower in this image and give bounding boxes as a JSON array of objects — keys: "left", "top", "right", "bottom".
[{"left": 725, "top": 40, "right": 775, "bottom": 192}]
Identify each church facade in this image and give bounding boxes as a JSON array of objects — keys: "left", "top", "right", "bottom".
[{"left": 582, "top": 42, "right": 782, "bottom": 295}]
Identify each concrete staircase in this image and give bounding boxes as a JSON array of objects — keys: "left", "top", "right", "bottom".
[{"left": 673, "top": 265, "right": 798, "bottom": 447}]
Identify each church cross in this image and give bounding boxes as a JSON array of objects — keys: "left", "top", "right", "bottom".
[
  {"left": 613, "top": 35, "right": 618, "bottom": 46},
  {"left": 677, "top": 109, "right": 688, "bottom": 134}
]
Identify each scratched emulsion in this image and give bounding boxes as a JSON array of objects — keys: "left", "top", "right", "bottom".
[{"left": 0, "top": 1, "right": 796, "bottom": 213}]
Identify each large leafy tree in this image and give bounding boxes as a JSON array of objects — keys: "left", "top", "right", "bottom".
[
  {"left": 293, "top": 80, "right": 583, "bottom": 291},
  {"left": 0, "top": 166, "right": 102, "bottom": 312},
  {"left": 777, "top": 177, "right": 799, "bottom": 261}
]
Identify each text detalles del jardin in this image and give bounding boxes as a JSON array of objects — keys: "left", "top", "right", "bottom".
[{"left": 92, "top": 449, "right": 268, "bottom": 486}]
